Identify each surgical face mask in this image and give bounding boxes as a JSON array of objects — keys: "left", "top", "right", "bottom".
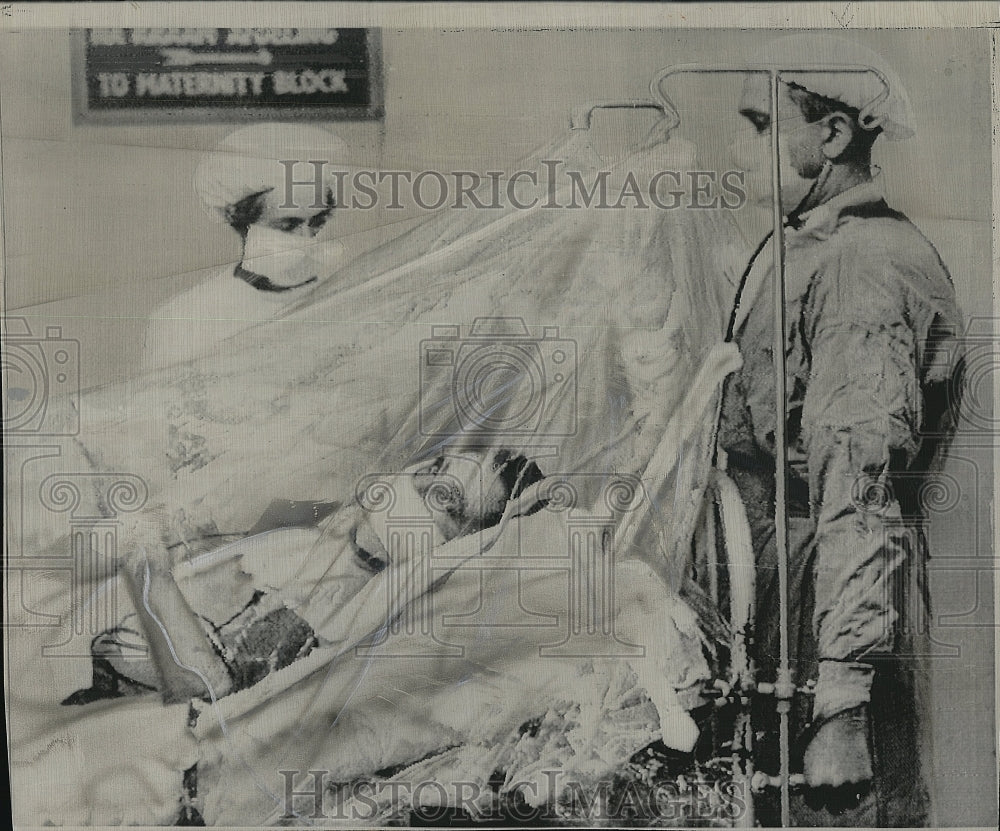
[{"left": 241, "top": 225, "right": 344, "bottom": 288}]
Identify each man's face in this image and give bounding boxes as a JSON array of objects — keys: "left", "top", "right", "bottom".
[
  {"left": 352, "top": 451, "right": 516, "bottom": 567},
  {"left": 731, "top": 76, "right": 827, "bottom": 210},
  {"left": 257, "top": 186, "right": 337, "bottom": 238}
]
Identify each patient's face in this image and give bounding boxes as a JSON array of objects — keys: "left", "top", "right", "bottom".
[
  {"left": 352, "top": 451, "right": 528, "bottom": 569},
  {"left": 412, "top": 452, "right": 513, "bottom": 540}
]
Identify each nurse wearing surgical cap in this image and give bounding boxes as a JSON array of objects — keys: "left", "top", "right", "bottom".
[
  {"left": 143, "top": 123, "right": 350, "bottom": 370},
  {"left": 719, "top": 35, "right": 962, "bottom": 826}
]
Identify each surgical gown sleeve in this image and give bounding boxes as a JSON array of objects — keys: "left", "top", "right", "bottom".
[{"left": 800, "top": 236, "right": 926, "bottom": 720}]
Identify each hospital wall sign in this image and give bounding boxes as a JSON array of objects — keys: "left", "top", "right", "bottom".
[{"left": 71, "top": 28, "right": 383, "bottom": 124}]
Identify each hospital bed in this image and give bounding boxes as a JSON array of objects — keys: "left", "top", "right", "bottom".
[{"left": 22, "top": 60, "right": 898, "bottom": 828}]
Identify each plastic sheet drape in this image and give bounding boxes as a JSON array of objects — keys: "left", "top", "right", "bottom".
[
  {"left": 9, "top": 126, "right": 746, "bottom": 825},
  {"left": 69, "top": 129, "right": 740, "bottom": 553}
]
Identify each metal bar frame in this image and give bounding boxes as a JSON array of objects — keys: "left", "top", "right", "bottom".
[
  {"left": 569, "top": 99, "right": 666, "bottom": 130},
  {"left": 645, "top": 62, "right": 891, "bottom": 828},
  {"left": 564, "top": 63, "right": 890, "bottom": 826}
]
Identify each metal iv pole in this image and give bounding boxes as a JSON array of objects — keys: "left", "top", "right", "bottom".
[{"left": 646, "top": 62, "right": 891, "bottom": 828}]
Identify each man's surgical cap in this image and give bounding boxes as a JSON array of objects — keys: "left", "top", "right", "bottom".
[
  {"left": 194, "top": 123, "right": 351, "bottom": 222},
  {"left": 762, "top": 34, "right": 915, "bottom": 140}
]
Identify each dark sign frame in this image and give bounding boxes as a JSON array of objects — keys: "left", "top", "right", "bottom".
[{"left": 71, "top": 28, "right": 384, "bottom": 124}]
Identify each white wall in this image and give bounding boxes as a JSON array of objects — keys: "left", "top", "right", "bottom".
[
  {"left": 2, "top": 26, "right": 995, "bottom": 824},
  {"left": 2, "top": 29, "right": 992, "bottom": 376}
]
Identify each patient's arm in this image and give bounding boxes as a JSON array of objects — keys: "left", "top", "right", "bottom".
[{"left": 120, "top": 550, "right": 233, "bottom": 704}]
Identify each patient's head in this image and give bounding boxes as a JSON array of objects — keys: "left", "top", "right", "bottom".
[
  {"left": 414, "top": 449, "right": 545, "bottom": 537},
  {"left": 352, "top": 450, "right": 544, "bottom": 571}
]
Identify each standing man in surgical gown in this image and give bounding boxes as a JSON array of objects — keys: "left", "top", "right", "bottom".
[
  {"left": 143, "top": 123, "right": 351, "bottom": 371},
  {"left": 718, "top": 35, "right": 962, "bottom": 826}
]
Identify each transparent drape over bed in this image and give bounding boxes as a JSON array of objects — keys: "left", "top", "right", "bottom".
[{"left": 8, "top": 125, "right": 747, "bottom": 825}]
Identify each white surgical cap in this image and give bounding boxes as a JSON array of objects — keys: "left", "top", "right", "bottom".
[
  {"left": 194, "top": 123, "right": 351, "bottom": 222},
  {"left": 762, "top": 34, "right": 915, "bottom": 140}
]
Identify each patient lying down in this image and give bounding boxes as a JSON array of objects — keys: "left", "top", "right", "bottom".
[
  {"left": 64, "top": 450, "right": 546, "bottom": 703},
  {"left": 64, "top": 450, "right": 714, "bottom": 822}
]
